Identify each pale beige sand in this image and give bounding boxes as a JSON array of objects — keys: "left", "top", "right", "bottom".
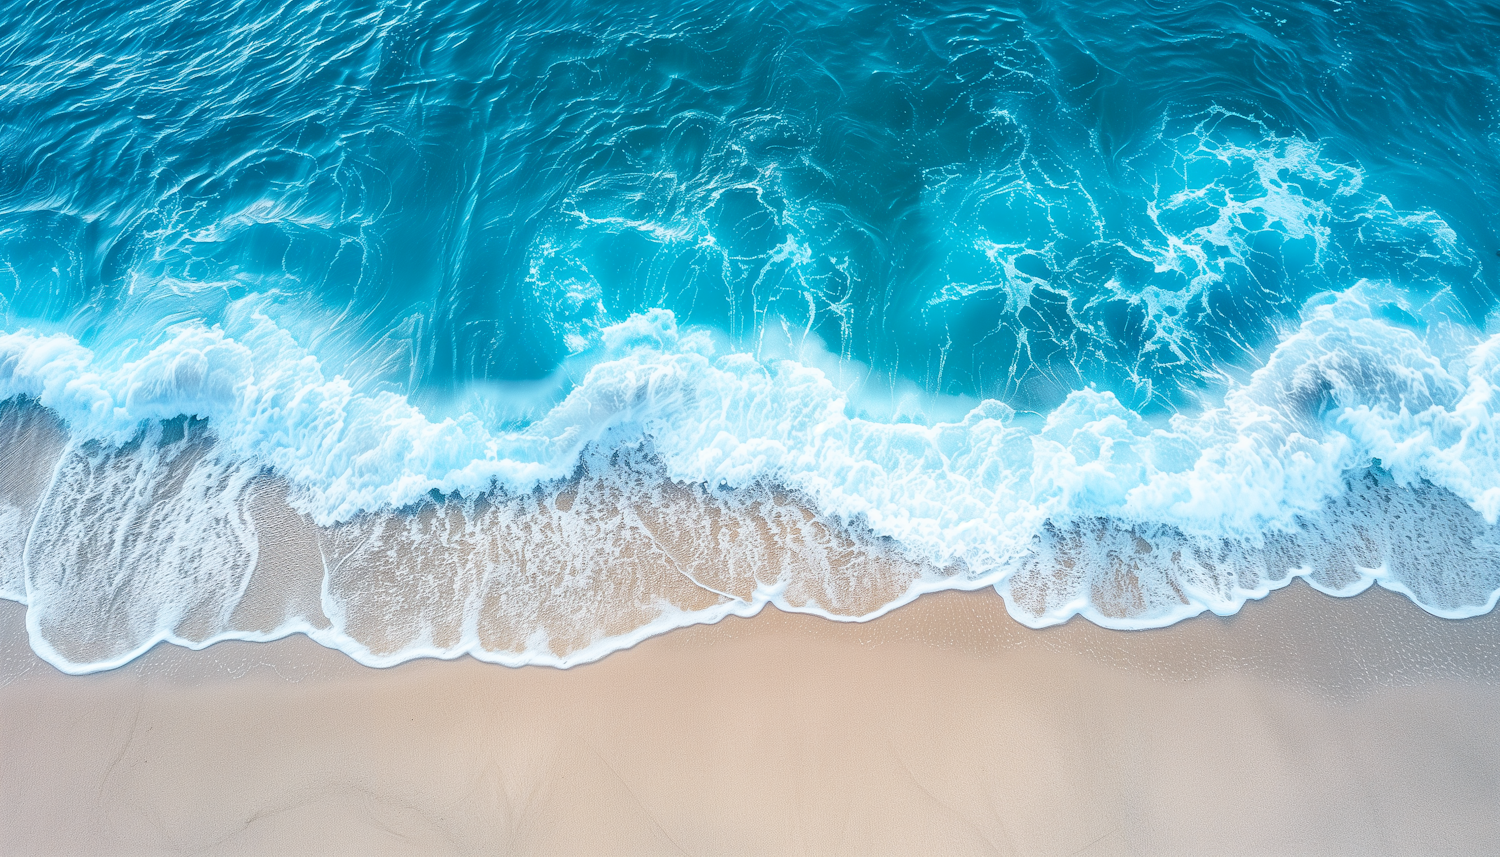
[{"left": 4, "top": 583, "right": 1500, "bottom": 857}]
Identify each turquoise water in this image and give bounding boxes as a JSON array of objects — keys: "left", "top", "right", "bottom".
[
  {"left": 5, "top": 0, "right": 1495, "bottom": 413},
  {"left": 2, "top": 0, "right": 1500, "bottom": 670}
]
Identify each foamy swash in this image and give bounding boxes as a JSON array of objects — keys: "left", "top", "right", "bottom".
[
  {"left": 6, "top": 281, "right": 1500, "bottom": 672},
  {"left": 0, "top": 0, "right": 1497, "bottom": 671}
]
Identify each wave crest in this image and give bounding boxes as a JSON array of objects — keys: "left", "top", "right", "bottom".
[{"left": 5, "top": 280, "right": 1500, "bottom": 670}]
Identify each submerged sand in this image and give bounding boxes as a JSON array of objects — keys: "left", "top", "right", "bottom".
[{"left": 3, "top": 583, "right": 1500, "bottom": 856}]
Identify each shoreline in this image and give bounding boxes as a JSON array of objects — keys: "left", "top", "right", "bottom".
[
  {"left": 5, "top": 583, "right": 1500, "bottom": 855},
  {"left": 8, "top": 395, "right": 1500, "bottom": 677}
]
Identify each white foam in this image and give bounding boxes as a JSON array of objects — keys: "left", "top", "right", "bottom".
[
  {"left": 0, "top": 280, "right": 1497, "bottom": 562},
  {"left": 22, "top": 422, "right": 263, "bottom": 670}
]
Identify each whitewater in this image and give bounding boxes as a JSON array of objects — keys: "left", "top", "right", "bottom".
[{"left": 1, "top": 0, "right": 1498, "bottom": 672}]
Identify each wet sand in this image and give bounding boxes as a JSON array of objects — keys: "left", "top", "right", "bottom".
[{"left": 4, "top": 583, "right": 1500, "bottom": 856}]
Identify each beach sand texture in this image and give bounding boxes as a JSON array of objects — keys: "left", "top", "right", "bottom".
[{"left": 4, "top": 583, "right": 1500, "bottom": 857}]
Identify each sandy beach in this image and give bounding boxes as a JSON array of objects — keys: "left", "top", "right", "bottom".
[{"left": 4, "top": 582, "right": 1499, "bottom": 856}]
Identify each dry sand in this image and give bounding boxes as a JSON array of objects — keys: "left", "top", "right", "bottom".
[{"left": 3, "top": 582, "right": 1500, "bottom": 856}]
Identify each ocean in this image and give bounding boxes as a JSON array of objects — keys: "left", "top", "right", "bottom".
[{"left": 0, "top": 0, "right": 1497, "bottom": 671}]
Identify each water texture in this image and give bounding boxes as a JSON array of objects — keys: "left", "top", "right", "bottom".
[{"left": 1, "top": 0, "right": 1498, "bottom": 670}]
